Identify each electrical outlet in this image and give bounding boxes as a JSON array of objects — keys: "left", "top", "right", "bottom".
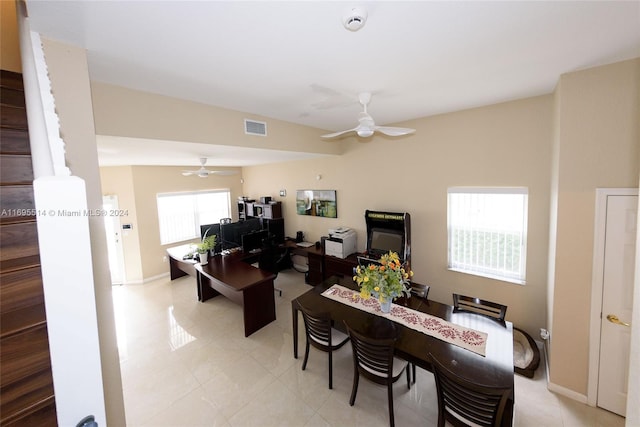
[
  {"left": 540, "top": 328, "right": 550, "bottom": 340},
  {"left": 163, "top": 256, "right": 168, "bottom": 263}
]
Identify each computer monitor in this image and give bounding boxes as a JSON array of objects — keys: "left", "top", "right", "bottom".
[
  {"left": 241, "top": 229, "right": 268, "bottom": 254},
  {"left": 220, "top": 218, "right": 263, "bottom": 249}
]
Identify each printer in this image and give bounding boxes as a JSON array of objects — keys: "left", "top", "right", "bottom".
[{"left": 325, "top": 227, "right": 357, "bottom": 259}]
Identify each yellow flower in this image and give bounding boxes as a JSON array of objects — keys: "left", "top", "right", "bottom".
[
  {"left": 363, "top": 276, "right": 369, "bottom": 282},
  {"left": 374, "top": 286, "right": 380, "bottom": 292}
]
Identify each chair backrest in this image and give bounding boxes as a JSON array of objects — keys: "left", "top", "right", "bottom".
[
  {"left": 258, "top": 245, "right": 291, "bottom": 274},
  {"left": 452, "top": 293, "right": 507, "bottom": 321},
  {"left": 344, "top": 322, "right": 396, "bottom": 382},
  {"left": 410, "top": 283, "right": 430, "bottom": 300},
  {"left": 430, "top": 353, "right": 511, "bottom": 427},
  {"left": 299, "top": 304, "right": 334, "bottom": 349}
]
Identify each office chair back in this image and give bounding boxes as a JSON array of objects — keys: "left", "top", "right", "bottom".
[
  {"left": 452, "top": 293, "right": 507, "bottom": 321},
  {"left": 430, "top": 353, "right": 511, "bottom": 427}
]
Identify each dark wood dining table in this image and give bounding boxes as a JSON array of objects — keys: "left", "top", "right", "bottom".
[{"left": 291, "top": 276, "right": 514, "bottom": 426}]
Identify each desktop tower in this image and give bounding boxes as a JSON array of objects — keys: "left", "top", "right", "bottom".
[{"left": 262, "top": 218, "right": 284, "bottom": 244}]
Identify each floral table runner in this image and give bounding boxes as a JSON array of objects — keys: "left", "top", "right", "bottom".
[{"left": 322, "top": 284, "right": 488, "bottom": 356}]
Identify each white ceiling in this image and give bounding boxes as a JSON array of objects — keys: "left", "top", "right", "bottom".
[{"left": 25, "top": 0, "right": 640, "bottom": 167}]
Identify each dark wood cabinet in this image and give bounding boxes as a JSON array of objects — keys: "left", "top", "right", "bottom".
[
  {"left": 324, "top": 254, "right": 359, "bottom": 280},
  {"left": 306, "top": 252, "right": 324, "bottom": 285}
]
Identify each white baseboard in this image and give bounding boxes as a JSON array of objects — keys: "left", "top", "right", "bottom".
[
  {"left": 547, "top": 381, "right": 588, "bottom": 404},
  {"left": 143, "top": 272, "right": 169, "bottom": 283},
  {"left": 122, "top": 272, "right": 170, "bottom": 285},
  {"left": 542, "top": 339, "right": 589, "bottom": 404}
]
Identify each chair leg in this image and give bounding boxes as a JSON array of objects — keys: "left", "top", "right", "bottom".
[
  {"left": 406, "top": 365, "right": 411, "bottom": 390},
  {"left": 349, "top": 372, "right": 359, "bottom": 406},
  {"left": 328, "top": 351, "right": 333, "bottom": 389},
  {"left": 302, "top": 340, "right": 310, "bottom": 370},
  {"left": 411, "top": 363, "right": 416, "bottom": 384},
  {"left": 387, "top": 383, "right": 395, "bottom": 427}
]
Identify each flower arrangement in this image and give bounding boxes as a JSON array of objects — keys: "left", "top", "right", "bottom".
[{"left": 353, "top": 251, "right": 413, "bottom": 303}]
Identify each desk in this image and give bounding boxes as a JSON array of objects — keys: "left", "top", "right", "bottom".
[
  {"left": 196, "top": 253, "right": 276, "bottom": 337},
  {"left": 167, "top": 244, "right": 198, "bottom": 280},
  {"left": 291, "top": 276, "right": 514, "bottom": 426}
]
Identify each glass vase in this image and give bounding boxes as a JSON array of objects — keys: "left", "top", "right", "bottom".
[{"left": 379, "top": 298, "right": 392, "bottom": 313}]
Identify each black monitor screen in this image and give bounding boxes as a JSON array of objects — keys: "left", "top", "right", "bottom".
[
  {"left": 241, "top": 229, "right": 268, "bottom": 254},
  {"left": 220, "top": 218, "right": 263, "bottom": 249},
  {"left": 369, "top": 228, "right": 404, "bottom": 258}
]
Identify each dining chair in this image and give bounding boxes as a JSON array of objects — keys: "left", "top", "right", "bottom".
[
  {"left": 298, "top": 303, "right": 350, "bottom": 389},
  {"left": 452, "top": 293, "right": 507, "bottom": 321},
  {"left": 410, "top": 282, "right": 430, "bottom": 300},
  {"left": 429, "top": 353, "right": 511, "bottom": 427},
  {"left": 344, "top": 321, "right": 411, "bottom": 427}
]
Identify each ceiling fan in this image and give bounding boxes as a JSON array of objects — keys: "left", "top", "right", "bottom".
[
  {"left": 321, "top": 92, "right": 416, "bottom": 139},
  {"left": 181, "top": 158, "right": 237, "bottom": 178}
]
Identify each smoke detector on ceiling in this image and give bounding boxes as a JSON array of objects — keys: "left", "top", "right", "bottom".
[{"left": 343, "top": 7, "right": 367, "bottom": 32}]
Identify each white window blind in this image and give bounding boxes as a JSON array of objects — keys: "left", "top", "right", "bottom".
[
  {"left": 157, "top": 189, "right": 231, "bottom": 245},
  {"left": 447, "top": 187, "right": 528, "bottom": 284}
]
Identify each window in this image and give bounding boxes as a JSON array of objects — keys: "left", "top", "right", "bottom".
[
  {"left": 447, "top": 187, "right": 528, "bottom": 284},
  {"left": 157, "top": 189, "right": 231, "bottom": 245}
]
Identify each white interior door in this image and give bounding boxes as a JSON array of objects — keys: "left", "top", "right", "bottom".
[
  {"left": 597, "top": 194, "right": 637, "bottom": 416},
  {"left": 103, "top": 195, "right": 125, "bottom": 285}
]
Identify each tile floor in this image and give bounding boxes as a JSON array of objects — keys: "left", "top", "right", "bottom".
[{"left": 113, "top": 269, "right": 625, "bottom": 427}]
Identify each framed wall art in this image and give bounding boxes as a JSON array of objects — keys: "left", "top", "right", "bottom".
[{"left": 296, "top": 190, "right": 337, "bottom": 218}]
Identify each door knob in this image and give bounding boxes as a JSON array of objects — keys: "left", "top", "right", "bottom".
[{"left": 606, "top": 314, "right": 631, "bottom": 327}]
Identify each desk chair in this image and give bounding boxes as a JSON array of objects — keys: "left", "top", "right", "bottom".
[
  {"left": 452, "top": 293, "right": 507, "bottom": 322},
  {"left": 344, "top": 321, "right": 411, "bottom": 427},
  {"left": 258, "top": 237, "right": 291, "bottom": 297},
  {"left": 299, "top": 303, "right": 350, "bottom": 389},
  {"left": 430, "top": 353, "right": 511, "bottom": 427}
]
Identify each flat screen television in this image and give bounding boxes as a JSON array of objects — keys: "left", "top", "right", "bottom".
[{"left": 368, "top": 227, "right": 405, "bottom": 259}]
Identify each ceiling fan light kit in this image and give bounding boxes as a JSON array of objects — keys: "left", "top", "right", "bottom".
[{"left": 321, "top": 92, "right": 416, "bottom": 139}]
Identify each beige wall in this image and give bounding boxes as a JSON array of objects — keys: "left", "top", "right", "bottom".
[
  {"left": 91, "top": 82, "right": 341, "bottom": 155},
  {"left": 549, "top": 58, "right": 640, "bottom": 395},
  {"left": 99, "top": 166, "right": 144, "bottom": 283},
  {"left": 0, "top": 0, "right": 21, "bottom": 72},
  {"left": 100, "top": 165, "right": 243, "bottom": 281},
  {"left": 243, "top": 95, "right": 553, "bottom": 339},
  {"left": 42, "top": 38, "right": 126, "bottom": 425}
]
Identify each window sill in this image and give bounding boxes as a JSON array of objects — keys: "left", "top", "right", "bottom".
[{"left": 447, "top": 268, "right": 525, "bottom": 285}]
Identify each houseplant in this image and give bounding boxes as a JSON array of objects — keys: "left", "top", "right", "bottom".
[
  {"left": 353, "top": 251, "right": 413, "bottom": 313},
  {"left": 196, "top": 233, "right": 216, "bottom": 265}
]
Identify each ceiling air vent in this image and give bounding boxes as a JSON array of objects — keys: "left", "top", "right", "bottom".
[{"left": 244, "top": 119, "right": 267, "bottom": 136}]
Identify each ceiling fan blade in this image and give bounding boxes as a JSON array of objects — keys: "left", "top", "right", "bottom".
[
  {"left": 182, "top": 171, "right": 195, "bottom": 176},
  {"left": 208, "top": 170, "right": 237, "bottom": 176},
  {"left": 375, "top": 126, "right": 416, "bottom": 137},
  {"left": 320, "top": 127, "right": 359, "bottom": 139}
]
